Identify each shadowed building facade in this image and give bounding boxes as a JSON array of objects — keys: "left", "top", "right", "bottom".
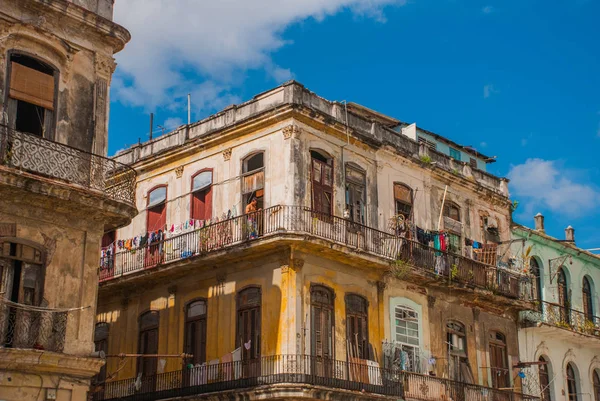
[{"left": 0, "top": 1, "right": 135, "bottom": 400}]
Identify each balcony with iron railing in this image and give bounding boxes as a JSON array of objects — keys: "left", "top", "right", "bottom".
[
  {"left": 0, "top": 125, "right": 136, "bottom": 207},
  {"left": 520, "top": 300, "right": 600, "bottom": 341},
  {"left": 91, "top": 354, "right": 537, "bottom": 401},
  {"left": 99, "top": 206, "right": 535, "bottom": 303}
]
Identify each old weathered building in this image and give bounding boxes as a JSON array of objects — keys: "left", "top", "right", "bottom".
[
  {"left": 514, "top": 216, "right": 600, "bottom": 401},
  {"left": 0, "top": 0, "right": 135, "bottom": 400},
  {"left": 93, "top": 81, "right": 539, "bottom": 401}
]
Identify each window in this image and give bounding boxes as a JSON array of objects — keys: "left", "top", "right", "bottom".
[
  {"left": 191, "top": 170, "right": 213, "bottom": 221},
  {"left": 538, "top": 356, "right": 552, "bottom": 401},
  {"left": 184, "top": 299, "right": 207, "bottom": 366},
  {"left": 242, "top": 153, "right": 265, "bottom": 210},
  {"left": 93, "top": 323, "right": 109, "bottom": 385},
  {"left": 530, "top": 258, "right": 543, "bottom": 304},
  {"left": 447, "top": 321, "right": 473, "bottom": 383},
  {"left": 311, "top": 150, "right": 333, "bottom": 216},
  {"left": 147, "top": 186, "right": 167, "bottom": 233},
  {"left": 557, "top": 268, "right": 570, "bottom": 325},
  {"left": 443, "top": 202, "right": 462, "bottom": 252},
  {"left": 6, "top": 53, "right": 57, "bottom": 138},
  {"left": 469, "top": 158, "right": 477, "bottom": 169},
  {"left": 346, "top": 294, "right": 369, "bottom": 359},
  {"left": 138, "top": 311, "right": 159, "bottom": 378},
  {"left": 583, "top": 276, "right": 594, "bottom": 322},
  {"left": 345, "top": 165, "right": 366, "bottom": 224},
  {"left": 489, "top": 331, "right": 509, "bottom": 389},
  {"left": 418, "top": 136, "right": 436, "bottom": 151},
  {"left": 443, "top": 203, "right": 461, "bottom": 222},
  {"left": 236, "top": 287, "right": 261, "bottom": 361},
  {"left": 566, "top": 363, "right": 578, "bottom": 401},
  {"left": 394, "top": 306, "right": 420, "bottom": 372},
  {"left": 449, "top": 148, "right": 461, "bottom": 161},
  {"left": 394, "top": 183, "right": 413, "bottom": 220},
  {"left": 593, "top": 369, "right": 600, "bottom": 401}
]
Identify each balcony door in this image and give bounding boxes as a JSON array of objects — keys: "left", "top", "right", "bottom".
[
  {"left": 311, "top": 285, "right": 334, "bottom": 377},
  {"left": 138, "top": 311, "right": 159, "bottom": 392},
  {"left": 236, "top": 287, "right": 261, "bottom": 377},
  {"left": 557, "top": 268, "right": 570, "bottom": 325},
  {"left": 489, "top": 331, "right": 509, "bottom": 389}
]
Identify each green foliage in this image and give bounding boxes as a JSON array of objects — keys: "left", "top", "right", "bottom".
[
  {"left": 420, "top": 155, "right": 432, "bottom": 164},
  {"left": 390, "top": 259, "right": 411, "bottom": 280},
  {"left": 450, "top": 264, "right": 458, "bottom": 280}
]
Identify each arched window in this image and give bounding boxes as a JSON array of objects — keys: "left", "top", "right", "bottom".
[
  {"left": 185, "top": 299, "right": 207, "bottom": 365},
  {"left": 346, "top": 294, "right": 369, "bottom": 359},
  {"left": 345, "top": 164, "right": 366, "bottom": 224},
  {"left": 6, "top": 52, "right": 58, "bottom": 138},
  {"left": 242, "top": 153, "right": 265, "bottom": 210},
  {"left": 530, "top": 257, "right": 543, "bottom": 304},
  {"left": 147, "top": 186, "right": 167, "bottom": 232},
  {"left": 236, "top": 287, "right": 261, "bottom": 362},
  {"left": 447, "top": 321, "right": 473, "bottom": 383},
  {"left": 311, "top": 285, "right": 334, "bottom": 376},
  {"left": 538, "top": 356, "right": 552, "bottom": 401},
  {"left": 489, "top": 331, "right": 509, "bottom": 389},
  {"left": 138, "top": 311, "right": 159, "bottom": 378},
  {"left": 566, "top": 363, "right": 578, "bottom": 401},
  {"left": 557, "top": 268, "right": 570, "bottom": 325},
  {"left": 593, "top": 369, "right": 600, "bottom": 401},
  {"left": 190, "top": 170, "right": 213, "bottom": 221},
  {"left": 93, "top": 323, "right": 109, "bottom": 384},
  {"left": 394, "top": 305, "right": 420, "bottom": 372},
  {"left": 311, "top": 150, "right": 333, "bottom": 216},
  {"left": 393, "top": 183, "right": 413, "bottom": 220},
  {"left": 583, "top": 276, "right": 594, "bottom": 322}
]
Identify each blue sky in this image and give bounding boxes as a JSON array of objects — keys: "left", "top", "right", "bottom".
[{"left": 109, "top": 0, "right": 600, "bottom": 249}]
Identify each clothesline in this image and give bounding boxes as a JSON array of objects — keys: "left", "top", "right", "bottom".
[{"left": 0, "top": 298, "right": 91, "bottom": 313}]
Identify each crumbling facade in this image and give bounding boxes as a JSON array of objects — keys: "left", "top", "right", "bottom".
[
  {"left": 514, "top": 216, "right": 600, "bottom": 401},
  {"left": 94, "top": 82, "right": 538, "bottom": 401},
  {"left": 0, "top": 1, "right": 135, "bottom": 400}
]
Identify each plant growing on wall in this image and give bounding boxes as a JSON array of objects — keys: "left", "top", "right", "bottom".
[
  {"left": 419, "top": 155, "right": 432, "bottom": 164},
  {"left": 450, "top": 264, "right": 458, "bottom": 281},
  {"left": 390, "top": 258, "right": 411, "bottom": 280}
]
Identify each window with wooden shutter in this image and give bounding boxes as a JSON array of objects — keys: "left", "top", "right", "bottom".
[
  {"left": 93, "top": 323, "right": 109, "bottom": 385},
  {"left": 346, "top": 294, "right": 369, "bottom": 360},
  {"left": 583, "top": 276, "right": 594, "bottom": 321},
  {"left": 191, "top": 170, "right": 213, "bottom": 221},
  {"left": 489, "top": 331, "right": 509, "bottom": 389},
  {"left": 566, "top": 363, "right": 578, "bottom": 401},
  {"left": 394, "top": 183, "right": 413, "bottom": 220},
  {"left": 311, "top": 151, "right": 333, "bottom": 217},
  {"left": 185, "top": 299, "right": 207, "bottom": 365},
  {"left": 538, "top": 356, "right": 552, "bottom": 401},
  {"left": 147, "top": 186, "right": 167, "bottom": 233},
  {"left": 345, "top": 165, "right": 366, "bottom": 224},
  {"left": 236, "top": 286, "right": 261, "bottom": 375},
  {"left": 138, "top": 311, "right": 159, "bottom": 382},
  {"left": 7, "top": 54, "right": 57, "bottom": 138},
  {"left": 242, "top": 153, "right": 265, "bottom": 210}
]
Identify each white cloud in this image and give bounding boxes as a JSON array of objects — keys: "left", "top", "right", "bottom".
[
  {"left": 507, "top": 158, "right": 600, "bottom": 218},
  {"left": 112, "top": 0, "right": 403, "bottom": 112},
  {"left": 482, "top": 5, "right": 494, "bottom": 14},
  {"left": 483, "top": 84, "right": 498, "bottom": 99},
  {"left": 163, "top": 117, "right": 184, "bottom": 130}
]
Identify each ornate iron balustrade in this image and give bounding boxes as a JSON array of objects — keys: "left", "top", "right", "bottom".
[
  {"left": 91, "top": 354, "right": 537, "bottom": 401},
  {"left": 99, "top": 206, "right": 533, "bottom": 301},
  {"left": 521, "top": 300, "right": 600, "bottom": 337},
  {"left": 0, "top": 301, "right": 68, "bottom": 352},
  {"left": 0, "top": 125, "right": 136, "bottom": 206}
]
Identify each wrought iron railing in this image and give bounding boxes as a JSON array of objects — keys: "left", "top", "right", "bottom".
[
  {"left": 91, "top": 354, "right": 537, "bottom": 401},
  {"left": 0, "top": 301, "right": 68, "bottom": 352},
  {"left": 521, "top": 301, "right": 600, "bottom": 337},
  {"left": 0, "top": 125, "right": 136, "bottom": 206},
  {"left": 403, "top": 371, "right": 539, "bottom": 401},
  {"left": 99, "top": 206, "right": 533, "bottom": 300}
]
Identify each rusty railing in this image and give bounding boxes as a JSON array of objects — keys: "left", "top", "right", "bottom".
[
  {"left": 521, "top": 300, "right": 600, "bottom": 337},
  {"left": 0, "top": 125, "right": 136, "bottom": 206},
  {"left": 99, "top": 206, "right": 532, "bottom": 300}
]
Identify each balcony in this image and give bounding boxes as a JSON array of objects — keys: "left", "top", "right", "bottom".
[
  {"left": 520, "top": 301, "right": 600, "bottom": 341},
  {"left": 0, "top": 300, "right": 68, "bottom": 353},
  {"left": 99, "top": 206, "right": 533, "bottom": 301},
  {"left": 0, "top": 125, "right": 136, "bottom": 206},
  {"left": 91, "top": 354, "right": 536, "bottom": 401}
]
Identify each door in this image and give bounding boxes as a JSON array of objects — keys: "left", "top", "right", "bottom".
[
  {"left": 557, "top": 268, "right": 570, "bottom": 325},
  {"left": 311, "top": 286, "right": 334, "bottom": 378},
  {"left": 145, "top": 203, "right": 166, "bottom": 267},
  {"left": 489, "top": 332, "right": 509, "bottom": 389},
  {"left": 138, "top": 311, "right": 159, "bottom": 392},
  {"left": 237, "top": 288, "right": 261, "bottom": 378}
]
